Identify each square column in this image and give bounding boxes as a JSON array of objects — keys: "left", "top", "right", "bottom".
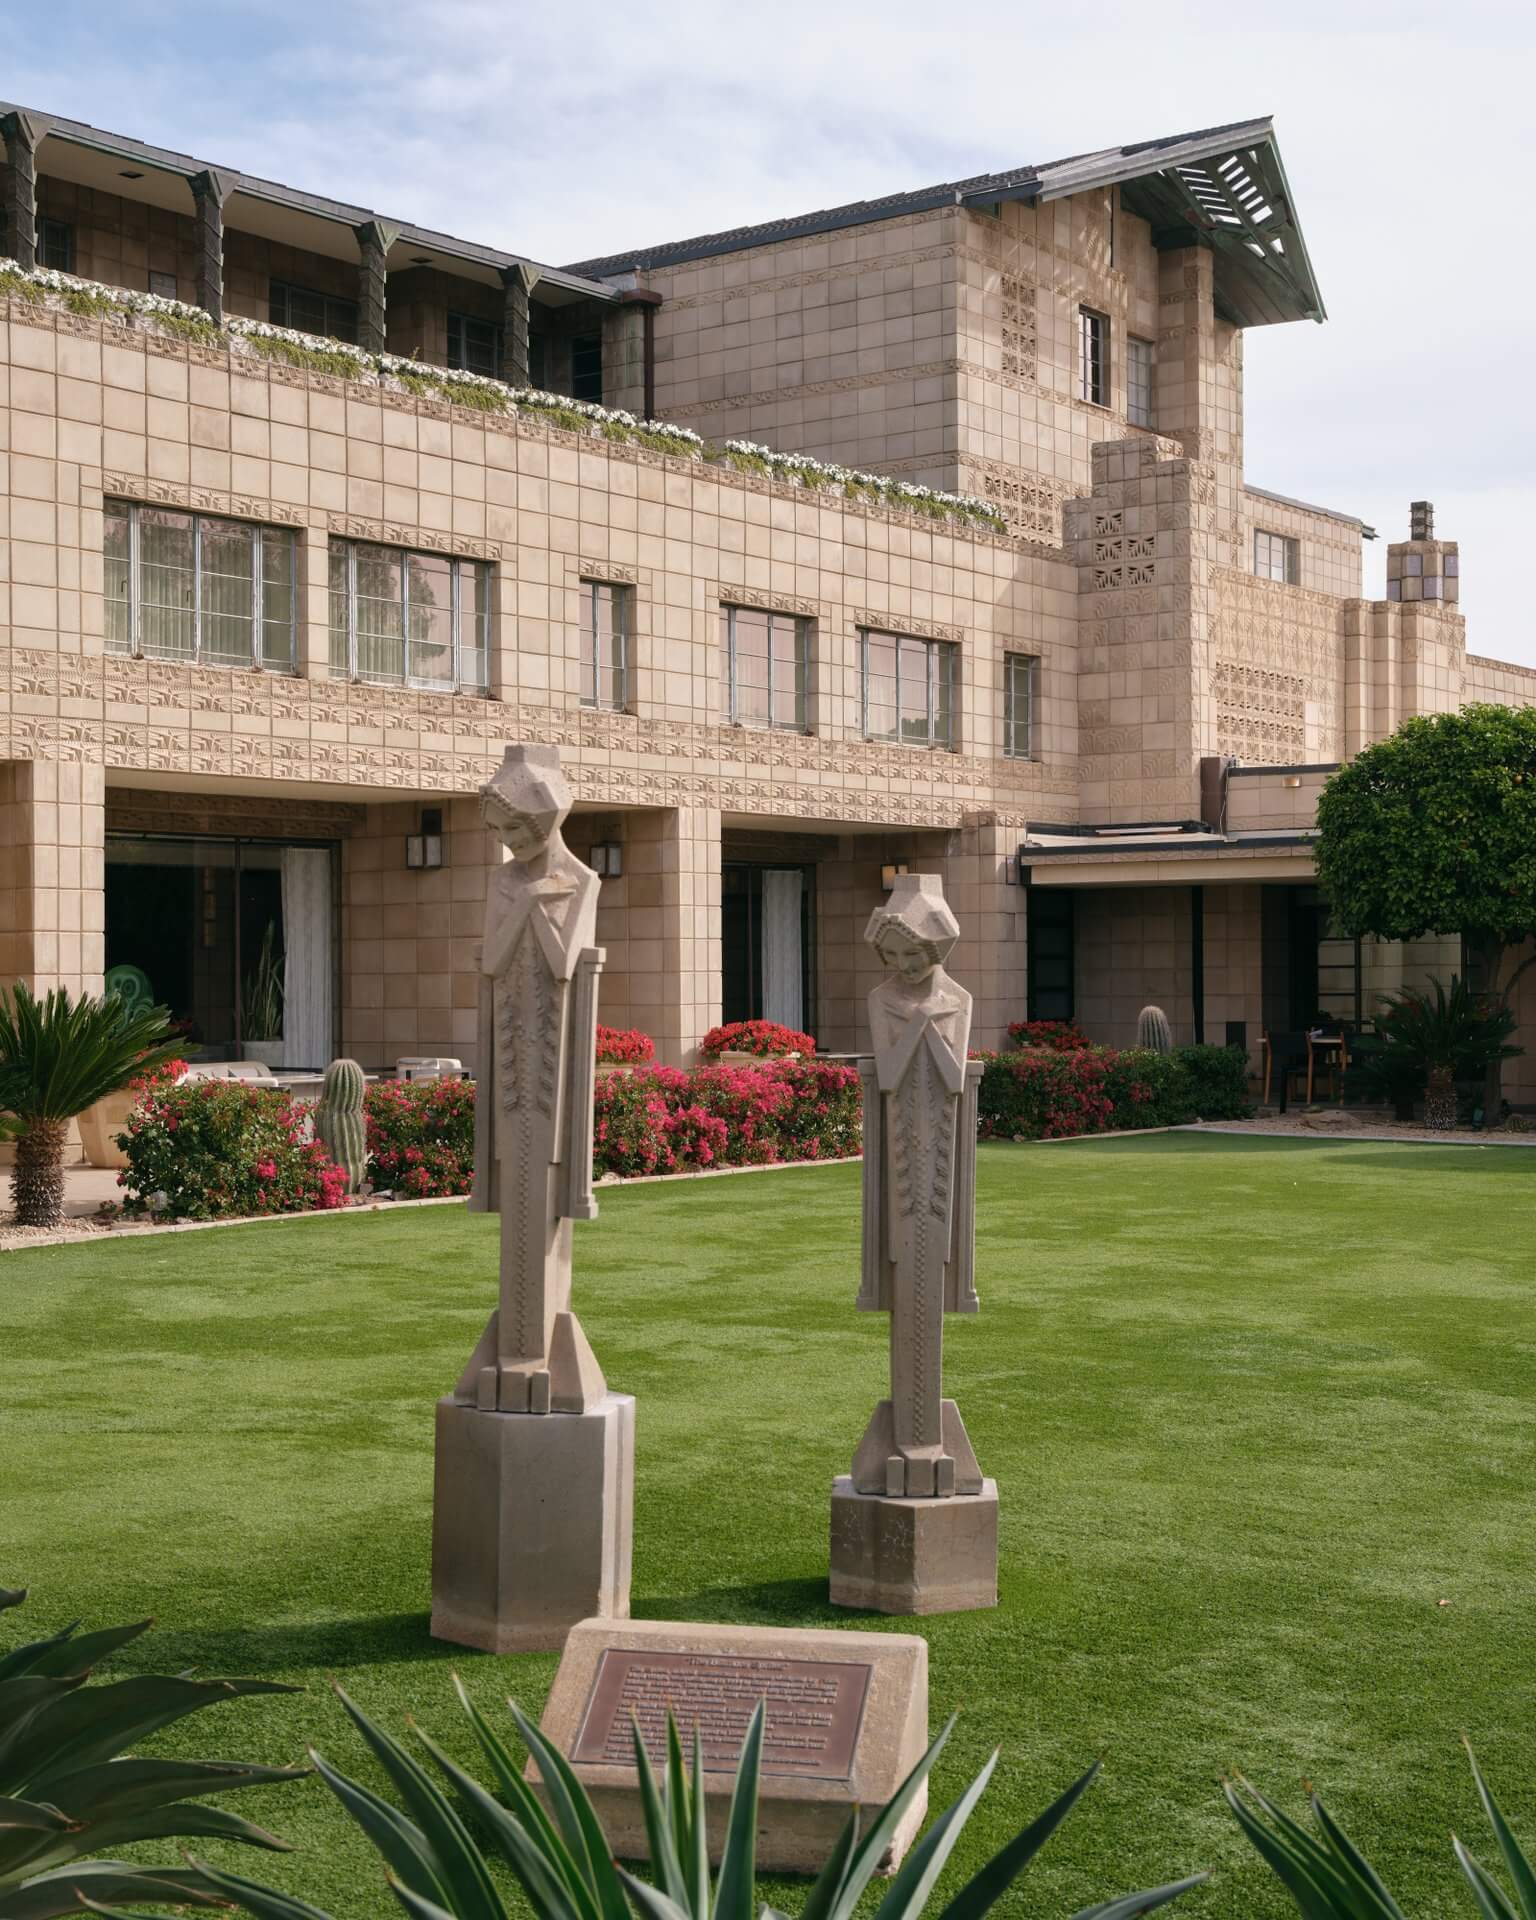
[
  {"left": 0, "top": 760, "right": 106, "bottom": 995},
  {"left": 1, "top": 111, "right": 42, "bottom": 272},
  {"left": 353, "top": 220, "right": 398, "bottom": 355},
  {"left": 501, "top": 264, "right": 538, "bottom": 388},
  {"left": 189, "top": 168, "right": 235, "bottom": 324},
  {"left": 616, "top": 807, "right": 721, "bottom": 1065}
]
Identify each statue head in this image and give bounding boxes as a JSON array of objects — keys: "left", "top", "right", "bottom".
[
  {"left": 865, "top": 874, "right": 959, "bottom": 986},
  {"left": 480, "top": 744, "right": 571, "bottom": 860}
]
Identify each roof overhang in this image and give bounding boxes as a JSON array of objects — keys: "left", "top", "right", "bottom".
[{"left": 961, "top": 118, "right": 1324, "bottom": 328}]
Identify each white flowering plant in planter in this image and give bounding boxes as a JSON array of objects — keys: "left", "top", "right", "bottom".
[
  {"left": 226, "top": 314, "right": 376, "bottom": 378},
  {"left": 714, "top": 438, "right": 1006, "bottom": 532},
  {"left": 0, "top": 256, "right": 220, "bottom": 340}
]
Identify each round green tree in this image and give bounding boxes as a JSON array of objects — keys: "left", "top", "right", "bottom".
[{"left": 1315, "top": 704, "right": 1536, "bottom": 1115}]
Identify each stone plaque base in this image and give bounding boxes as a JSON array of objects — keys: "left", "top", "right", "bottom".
[
  {"left": 431, "top": 1393, "right": 634, "bottom": 1653},
  {"left": 829, "top": 1476, "right": 999, "bottom": 1615},
  {"left": 535, "top": 1617, "right": 929, "bottom": 1873}
]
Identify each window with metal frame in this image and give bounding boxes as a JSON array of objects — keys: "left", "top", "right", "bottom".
[
  {"left": 1078, "top": 307, "right": 1107, "bottom": 406},
  {"left": 1003, "top": 652, "right": 1039, "bottom": 759},
  {"left": 579, "top": 581, "right": 628, "bottom": 710},
  {"left": 1253, "top": 529, "right": 1300, "bottom": 585},
  {"left": 103, "top": 499, "right": 296, "bottom": 671},
  {"left": 570, "top": 333, "right": 603, "bottom": 403},
  {"left": 447, "top": 311, "right": 501, "bottom": 378},
  {"left": 721, "top": 605, "right": 810, "bottom": 731},
  {"left": 327, "top": 541, "right": 491, "bottom": 692},
  {"left": 39, "top": 218, "right": 74, "bottom": 272},
  {"left": 1126, "top": 335, "right": 1154, "bottom": 427},
  {"left": 860, "top": 630, "right": 957, "bottom": 749},
  {"left": 269, "top": 279, "right": 359, "bottom": 344}
]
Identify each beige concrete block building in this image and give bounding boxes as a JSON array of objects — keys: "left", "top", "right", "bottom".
[{"left": 2, "top": 103, "right": 1532, "bottom": 1100}]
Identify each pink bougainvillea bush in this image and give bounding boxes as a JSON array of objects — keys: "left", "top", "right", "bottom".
[
  {"left": 699, "top": 1019, "right": 817, "bottom": 1059},
  {"left": 364, "top": 1076, "right": 476, "bottom": 1198},
  {"left": 977, "top": 1042, "right": 1250, "bottom": 1141},
  {"left": 1003, "top": 1019, "right": 1091, "bottom": 1052},
  {"left": 595, "top": 1025, "right": 656, "bottom": 1064},
  {"left": 117, "top": 1079, "right": 350, "bottom": 1220},
  {"left": 594, "top": 1057, "right": 861, "bottom": 1176}
]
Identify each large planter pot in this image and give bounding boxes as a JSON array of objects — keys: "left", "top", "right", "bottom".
[
  {"left": 242, "top": 1040, "right": 285, "bottom": 1070},
  {"left": 595, "top": 1062, "right": 639, "bottom": 1076},
  {"left": 716, "top": 1049, "right": 802, "bottom": 1068},
  {"left": 77, "top": 1088, "right": 138, "bottom": 1170}
]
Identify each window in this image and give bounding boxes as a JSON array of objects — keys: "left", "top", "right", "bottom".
[
  {"left": 1003, "top": 652, "right": 1039, "bottom": 759},
  {"left": 1078, "top": 307, "right": 1107, "bottom": 406},
  {"left": 861, "top": 631, "right": 956, "bottom": 749},
  {"left": 721, "top": 605, "right": 810, "bottom": 731},
  {"left": 1253, "top": 530, "right": 1300, "bottom": 585},
  {"left": 328, "top": 542, "right": 490, "bottom": 692},
  {"left": 39, "top": 218, "right": 74, "bottom": 272},
  {"left": 270, "top": 280, "right": 359, "bottom": 344},
  {"left": 447, "top": 311, "right": 500, "bottom": 378},
  {"left": 571, "top": 333, "right": 603, "bottom": 403},
  {"left": 148, "top": 270, "right": 178, "bottom": 300},
  {"left": 1126, "top": 336, "right": 1154, "bottom": 428},
  {"left": 579, "top": 582, "right": 628, "bottom": 710},
  {"left": 103, "top": 500, "right": 295, "bottom": 671}
]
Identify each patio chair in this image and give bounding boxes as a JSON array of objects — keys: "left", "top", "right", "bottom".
[{"left": 1262, "top": 1030, "right": 1310, "bottom": 1111}]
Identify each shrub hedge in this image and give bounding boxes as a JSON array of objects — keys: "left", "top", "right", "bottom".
[
  {"left": 977, "top": 1042, "right": 1250, "bottom": 1141},
  {"left": 118, "top": 1080, "right": 350, "bottom": 1220}
]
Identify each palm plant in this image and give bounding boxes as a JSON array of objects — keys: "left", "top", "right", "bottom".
[
  {"left": 0, "top": 1587, "right": 306, "bottom": 1920},
  {"left": 1371, "top": 975, "right": 1521, "bottom": 1130},
  {"left": 0, "top": 982, "right": 183, "bottom": 1227},
  {"left": 98, "top": 1679, "right": 1206, "bottom": 1920}
]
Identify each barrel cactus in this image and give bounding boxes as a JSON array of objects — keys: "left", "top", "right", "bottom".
[
  {"left": 1136, "top": 1005, "right": 1173, "bottom": 1054},
  {"left": 315, "top": 1057, "right": 367, "bottom": 1192}
]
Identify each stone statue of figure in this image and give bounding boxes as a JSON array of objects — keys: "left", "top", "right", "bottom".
[
  {"left": 850, "top": 873, "right": 985, "bottom": 1500},
  {"left": 454, "top": 743, "right": 606, "bottom": 1417}
]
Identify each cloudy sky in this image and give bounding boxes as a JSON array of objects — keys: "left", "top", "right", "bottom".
[{"left": 10, "top": 0, "right": 1533, "bottom": 658}]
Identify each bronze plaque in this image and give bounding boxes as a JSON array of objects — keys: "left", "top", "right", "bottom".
[{"left": 571, "top": 1648, "right": 873, "bottom": 1779}]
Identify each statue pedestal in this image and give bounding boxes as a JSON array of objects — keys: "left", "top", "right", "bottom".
[
  {"left": 431, "top": 1393, "right": 635, "bottom": 1652},
  {"left": 829, "top": 1475, "right": 998, "bottom": 1616}
]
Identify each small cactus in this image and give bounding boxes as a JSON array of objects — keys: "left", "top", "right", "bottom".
[
  {"left": 1136, "top": 1005, "right": 1173, "bottom": 1054},
  {"left": 315, "top": 1057, "right": 368, "bottom": 1193}
]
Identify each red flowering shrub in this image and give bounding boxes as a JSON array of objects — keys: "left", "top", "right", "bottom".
[
  {"left": 1003, "top": 1020, "right": 1090, "bottom": 1052},
  {"left": 364, "top": 1077, "right": 476, "bottom": 1197},
  {"left": 594, "top": 1057, "right": 860, "bottom": 1176},
  {"left": 127, "top": 1056, "right": 189, "bottom": 1094},
  {"left": 699, "top": 1020, "right": 816, "bottom": 1059},
  {"left": 978, "top": 1042, "right": 1250, "bottom": 1140},
  {"left": 118, "top": 1080, "right": 349, "bottom": 1220},
  {"left": 596, "top": 1025, "right": 655, "bottom": 1064},
  {"left": 767, "top": 1058, "right": 864, "bottom": 1161}
]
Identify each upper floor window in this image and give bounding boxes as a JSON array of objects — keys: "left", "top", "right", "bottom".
[
  {"left": 103, "top": 500, "right": 296, "bottom": 672},
  {"left": 1126, "top": 336, "right": 1154, "bottom": 428},
  {"left": 447, "top": 311, "right": 500, "bottom": 378},
  {"left": 1, "top": 214, "right": 72, "bottom": 271},
  {"left": 580, "top": 581, "right": 628, "bottom": 711},
  {"left": 1003, "top": 652, "right": 1039, "bottom": 759},
  {"left": 571, "top": 334, "right": 603, "bottom": 404},
  {"left": 1078, "top": 307, "right": 1107, "bottom": 406},
  {"left": 270, "top": 279, "right": 359, "bottom": 345},
  {"left": 721, "top": 605, "right": 810, "bottom": 732},
  {"left": 861, "top": 630, "right": 956, "bottom": 750},
  {"left": 1254, "top": 529, "right": 1300, "bottom": 585},
  {"left": 147, "top": 269, "right": 178, "bottom": 300},
  {"left": 328, "top": 542, "right": 490, "bottom": 693}
]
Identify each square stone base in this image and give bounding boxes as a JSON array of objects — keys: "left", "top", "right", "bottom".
[
  {"left": 829, "top": 1476, "right": 998, "bottom": 1615},
  {"left": 431, "top": 1392, "right": 634, "bottom": 1652}
]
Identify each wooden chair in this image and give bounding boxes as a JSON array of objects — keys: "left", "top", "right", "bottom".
[{"left": 1262, "top": 1031, "right": 1310, "bottom": 1111}]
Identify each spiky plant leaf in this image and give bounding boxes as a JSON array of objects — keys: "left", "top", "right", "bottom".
[
  {"left": 711, "top": 1701, "right": 763, "bottom": 1920},
  {"left": 1464, "top": 1743, "right": 1536, "bottom": 1920},
  {"left": 1069, "top": 1875, "right": 1212, "bottom": 1920},
  {"left": 936, "top": 1759, "right": 1101, "bottom": 1920}
]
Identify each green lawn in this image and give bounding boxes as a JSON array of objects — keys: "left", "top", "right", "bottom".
[{"left": 4, "top": 1134, "right": 1536, "bottom": 1920}]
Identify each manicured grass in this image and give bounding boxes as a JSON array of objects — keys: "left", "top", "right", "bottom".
[{"left": 4, "top": 1134, "right": 1536, "bottom": 1919}]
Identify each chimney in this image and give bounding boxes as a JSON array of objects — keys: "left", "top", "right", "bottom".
[{"left": 1387, "top": 500, "right": 1458, "bottom": 605}]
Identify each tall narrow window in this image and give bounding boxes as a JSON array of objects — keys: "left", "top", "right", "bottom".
[
  {"left": 570, "top": 334, "right": 603, "bottom": 403},
  {"left": 447, "top": 312, "right": 501, "bottom": 378},
  {"left": 860, "top": 631, "right": 956, "bottom": 749},
  {"left": 1003, "top": 652, "right": 1039, "bottom": 759},
  {"left": 39, "top": 218, "right": 74, "bottom": 273},
  {"left": 1078, "top": 307, "right": 1107, "bottom": 406},
  {"left": 269, "top": 280, "right": 359, "bottom": 344},
  {"left": 580, "top": 582, "right": 628, "bottom": 710},
  {"left": 1126, "top": 336, "right": 1154, "bottom": 428},
  {"left": 103, "top": 499, "right": 296, "bottom": 672},
  {"left": 328, "top": 540, "right": 491, "bottom": 691},
  {"left": 721, "top": 605, "right": 810, "bottom": 731},
  {"left": 1253, "top": 530, "right": 1300, "bottom": 585}
]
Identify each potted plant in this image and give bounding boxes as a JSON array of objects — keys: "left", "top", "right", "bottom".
[
  {"left": 699, "top": 1019, "right": 817, "bottom": 1065},
  {"left": 241, "top": 921, "right": 285, "bottom": 1069},
  {"left": 595, "top": 1025, "right": 655, "bottom": 1074}
]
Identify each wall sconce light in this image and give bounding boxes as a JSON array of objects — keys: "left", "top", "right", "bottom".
[
  {"left": 590, "top": 842, "right": 623, "bottom": 879},
  {"left": 880, "top": 861, "right": 910, "bottom": 891},
  {"left": 406, "top": 806, "right": 444, "bottom": 870},
  {"left": 1004, "top": 854, "right": 1021, "bottom": 886},
  {"left": 1282, "top": 775, "right": 1302, "bottom": 790}
]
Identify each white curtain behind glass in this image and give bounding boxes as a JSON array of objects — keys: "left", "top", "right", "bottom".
[
  {"left": 281, "top": 848, "right": 334, "bottom": 1069},
  {"left": 760, "top": 869, "right": 804, "bottom": 1031}
]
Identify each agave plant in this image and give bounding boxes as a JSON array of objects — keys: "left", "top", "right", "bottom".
[
  {"left": 101, "top": 1679, "right": 1206, "bottom": 1920},
  {"left": 1226, "top": 1742, "right": 1536, "bottom": 1920},
  {"left": 0, "top": 1587, "right": 306, "bottom": 1920},
  {"left": 0, "top": 983, "right": 183, "bottom": 1227}
]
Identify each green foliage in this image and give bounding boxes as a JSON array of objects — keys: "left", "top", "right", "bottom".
[
  {"left": 0, "top": 268, "right": 47, "bottom": 306},
  {"left": 0, "top": 983, "right": 181, "bottom": 1126},
  {"left": 240, "top": 333, "right": 369, "bottom": 380},
  {"left": 169, "top": 1681, "right": 1203, "bottom": 1920},
  {"left": 118, "top": 1080, "right": 351, "bottom": 1219},
  {"left": 1136, "top": 1007, "right": 1173, "bottom": 1055},
  {"left": 1315, "top": 706, "right": 1536, "bottom": 951},
  {"left": 977, "top": 1042, "right": 1250, "bottom": 1140},
  {"left": 0, "top": 1587, "right": 305, "bottom": 1920},
  {"left": 1373, "top": 975, "right": 1521, "bottom": 1075},
  {"left": 242, "top": 922, "right": 284, "bottom": 1044},
  {"left": 314, "top": 1059, "right": 368, "bottom": 1194}
]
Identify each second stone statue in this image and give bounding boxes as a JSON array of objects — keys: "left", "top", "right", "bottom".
[{"left": 431, "top": 744, "right": 634, "bottom": 1653}]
